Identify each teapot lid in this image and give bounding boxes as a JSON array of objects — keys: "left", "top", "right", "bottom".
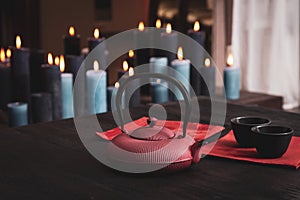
[{"left": 129, "top": 126, "right": 175, "bottom": 141}]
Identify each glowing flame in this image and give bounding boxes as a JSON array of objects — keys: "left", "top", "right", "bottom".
[
  {"left": 47, "top": 53, "right": 53, "bottom": 65},
  {"left": 6, "top": 49, "right": 11, "bottom": 59},
  {"left": 226, "top": 53, "right": 233, "bottom": 67},
  {"left": 54, "top": 56, "right": 60, "bottom": 66},
  {"left": 59, "top": 55, "right": 65, "bottom": 72},
  {"left": 114, "top": 82, "right": 120, "bottom": 88},
  {"left": 93, "top": 60, "right": 100, "bottom": 71},
  {"left": 16, "top": 35, "right": 21, "bottom": 49},
  {"left": 0, "top": 48, "right": 5, "bottom": 62},
  {"left": 122, "top": 60, "right": 129, "bottom": 71},
  {"left": 177, "top": 46, "right": 183, "bottom": 61},
  {"left": 94, "top": 28, "right": 100, "bottom": 39},
  {"left": 156, "top": 19, "right": 162, "bottom": 28},
  {"left": 129, "top": 67, "right": 134, "bottom": 76},
  {"left": 166, "top": 23, "right": 172, "bottom": 34},
  {"left": 69, "top": 26, "right": 75, "bottom": 36},
  {"left": 138, "top": 21, "right": 145, "bottom": 31},
  {"left": 128, "top": 50, "right": 134, "bottom": 58},
  {"left": 204, "top": 58, "right": 211, "bottom": 68},
  {"left": 193, "top": 21, "right": 200, "bottom": 32}
]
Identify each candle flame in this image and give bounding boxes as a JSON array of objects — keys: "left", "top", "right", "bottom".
[
  {"left": 16, "top": 35, "right": 21, "bottom": 49},
  {"left": 226, "top": 53, "right": 233, "bottom": 67},
  {"left": 138, "top": 21, "right": 145, "bottom": 31},
  {"left": 204, "top": 58, "right": 211, "bottom": 68},
  {"left": 156, "top": 19, "right": 162, "bottom": 28},
  {"left": 6, "top": 49, "right": 11, "bottom": 58},
  {"left": 54, "top": 56, "right": 60, "bottom": 66},
  {"left": 59, "top": 55, "right": 65, "bottom": 72},
  {"left": 47, "top": 53, "right": 53, "bottom": 65},
  {"left": 193, "top": 21, "right": 200, "bottom": 32},
  {"left": 129, "top": 67, "right": 134, "bottom": 76},
  {"left": 115, "top": 82, "right": 120, "bottom": 88},
  {"left": 166, "top": 23, "right": 172, "bottom": 34},
  {"left": 177, "top": 46, "right": 183, "bottom": 61},
  {"left": 128, "top": 50, "right": 134, "bottom": 58},
  {"left": 94, "top": 28, "right": 100, "bottom": 39},
  {"left": 122, "top": 60, "right": 129, "bottom": 71},
  {"left": 0, "top": 48, "right": 5, "bottom": 62},
  {"left": 69, "top": 26, "right": 75, "bottom": 36},
  {"left": 93, "top": 60, "right": 100, "bottom": 71}
]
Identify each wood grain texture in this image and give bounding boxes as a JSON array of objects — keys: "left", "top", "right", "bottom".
[{"left": 0, "top": 97, "right": 299, "bottom": 200}]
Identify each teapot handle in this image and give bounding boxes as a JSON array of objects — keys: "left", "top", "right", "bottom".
[{"left": 115, "top": 72, "right": 191, "bottom": 138}]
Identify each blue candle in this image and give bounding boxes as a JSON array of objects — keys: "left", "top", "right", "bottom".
[
  {"left": 170, "top": 47, "right": 190, "bottom": 100},
  {"left": 224, "top": 53, "right": 240, "bottom": 99},
  {"left": 60, "top": 55, "right": 74, "bottom": 119},
  {"left": 7, "top": 102, "right": 28, "bottom": 127},
  {"left": 86, "top": 60, "right": 107, "bottom": 114},
  {"left": 149, "top": 57, "right": 168, "bottom": 74},
  {"left": 151, "top": 79, "right": 168, "bottom": 103}
]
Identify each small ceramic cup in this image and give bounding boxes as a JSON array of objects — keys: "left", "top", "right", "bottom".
[
  {"left": 231, "top": 116, "right": 271, "bottom": 147},
  {"left": 251, "top": 125, "right": 294, "bottom": 158}
]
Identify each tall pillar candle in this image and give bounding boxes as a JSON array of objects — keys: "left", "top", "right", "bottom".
[
  {"left": 64, "top": 26, "right": 80, "bottom": 56},
  {"left": 86, "top": 60, "right": 107, "bottom": 114},
  {"left": 151, "top": 79, "right": 168, "bottom": 103},
  {"left": 60, "top": 55, "right": 74, "bottom": 119},
  {"left": 7, "top": 102, "right": 28, "bottom": 127},
  {"left": 65, "top": 54, "right": 84, "bottom": 79},
  {"left": 188, "top": 21, "right": 206, "bottom": 96},
  {"left": 200, "top": 57, "right": 216, "bottom": 96},
  {"left": 10, "top": 35, "right": 31, "bottom": 103},
  {"left": 0, "top": 49, "right": 11, "bottom": 110},
  {"left": 31, "top": 93, "right": 53, "bottom": 123},
  {"left": 170, "top": 47, "right": 190, "bottom": 101},
  {"left": 29, "top": 49, "right": 45, "bottom": 93},
  {"left": 224, "top": 53, "right": 240, "bottom": 100},
  {"left": 160, "top": 23, "right": 178, "bottom": 66},
  {"left": 41, "top": 53, "right": 62, "bottom": 120}
]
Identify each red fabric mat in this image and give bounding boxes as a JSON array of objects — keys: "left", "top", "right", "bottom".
[{"left": 203, "top": 130, "right": 300, "bottom": 169}]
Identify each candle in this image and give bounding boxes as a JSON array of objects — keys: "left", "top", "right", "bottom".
[
  {"left": 65, "top": 54, "right": 84, "bottom": 79},
  {"left": 124, "top": 67, "right": 140, "bottom": 107},
  {"left": 161, "top": 23, "right": 178, "bottom": 66},
  {"left": 10, "top": 35, "right": 31, "bottom": 103},
  {"left": 224, "top": 52, "right": 240, "bottom": 100},
  {"left": 151, "top": 18, "right": 165, "bottom": 57},
  {"left": 151, "top": 79, "right": 168, "bottom": 103},
  {"left": 64, "top": 26, "right": 80, "bottom": 56},
  {"left": 7, "top": 102, "right": 28, "bottom": 127},
  {"left": 135, "top": 21, "right": 151, "bottom": 66},
  {"left": 200, "top": 57, "right": 216, "bottom": 96},
  {"left": 188, "top": 21, "right": 206, "bottom": 96},
  {"left": 126, "top": 50, "right": 136, "bottom": 67},
  {"left": 107, "top": 82, "right": 120, "bottom": 111},
  {"left": 118, "top": 60, "right": 129, "bottom": 79},
  {"left": 60, "top": 55, "right": 74, "bottom": 119},
  {"left": 41, "top": 53, "right": 62, "bottom": 120},
  {"left": 171, "top": 47, "right": 190, "bottom": 100},
  {"left": 149, "top": 56, "right": 168, "bottom": 75},
  {"left": 86, "top": 60, "right": 107, "bottom": 114},
  {"left": 88, "top": 28, "right": 105, "bottom": 51},
  {"left": 31, "top": 93, "right": 53, "bottom": 123},
  {"left": 0, "top": 48, "right": 12, "bottom": 110},
  {"left": 29, "top": 49, "right": 45, "bottom": 93}
]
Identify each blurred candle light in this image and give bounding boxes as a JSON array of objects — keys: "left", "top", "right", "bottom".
[
  {"left": 115, "top": 82, "right": 120, "bottom": 88},
  {"left": 48, "top": 53, "right": 53, "bottom": 65},
  {"left": 16, "top": 35, "right": 21, "bottom": 49},
  {"left": 226, "top": 52, "right": 234, "bottom": 67},
  {"left": 129, "top": 67, "right": 134, "bottom": 76},
  {"left": 177, "top": 46, "right": 183, "bottom": 60},
  {"left": 123, "top": 60, "right": 129, "bottom": 72},
  {"left": 6, "top": 49, "right": 11, "bottom": 59},
  {"left": 166, "top": 23, "right": 172, "bottom": 34},
  {"left": 193, "top": 21, "right": 200, "bottom": 32},
  {"left": 54, "top": 56, "right": 60, "bottom": 66},
  {"left": 156, "top": 19, "right": 162, "bottom": 28},
  {"left": 0, "top": 48, "right": 5, "bottom": 62},
  {"left": 69, "top": 26, "right": 75, "bottom": 36},
  {"left": 93, "top": 60, "right": 100, "bottom": 71},
  {"left": 129, "top": 50, "right": 134, "bottom": 58},
  {"left": 204, "top": 57, "right": 211, "bottom": 68},
  {"left": 138, "top": 21, "right": 145, "bottom": 31},
  {"left": 94, "top": 28, "right": 100, "bottom": 39},
  {"left": 59, "top": 55, "right": 65, "bottom": 72}
]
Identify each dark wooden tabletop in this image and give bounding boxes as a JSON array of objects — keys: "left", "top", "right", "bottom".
[{"left": 1, "top": 97, "right": 300, "bottom": 200}]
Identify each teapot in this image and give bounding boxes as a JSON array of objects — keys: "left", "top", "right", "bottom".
[{"left": 104, "top": 73, "right": 229, "bottom": 173}]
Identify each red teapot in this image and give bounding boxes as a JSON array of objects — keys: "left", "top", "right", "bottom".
[{"left": 103, "top": 73, "right": 228, "bottom": 173}]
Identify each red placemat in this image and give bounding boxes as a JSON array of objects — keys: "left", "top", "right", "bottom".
[
  {"left": 96, "top": 117, "right": 225, "bottom": 141},
  {"left": 202, "top": 130, "right": 300, "bottom": 169}
]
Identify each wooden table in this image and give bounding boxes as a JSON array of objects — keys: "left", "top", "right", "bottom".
[{"left": 0, "top": 98, "right": 299, "bottom": 200}]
